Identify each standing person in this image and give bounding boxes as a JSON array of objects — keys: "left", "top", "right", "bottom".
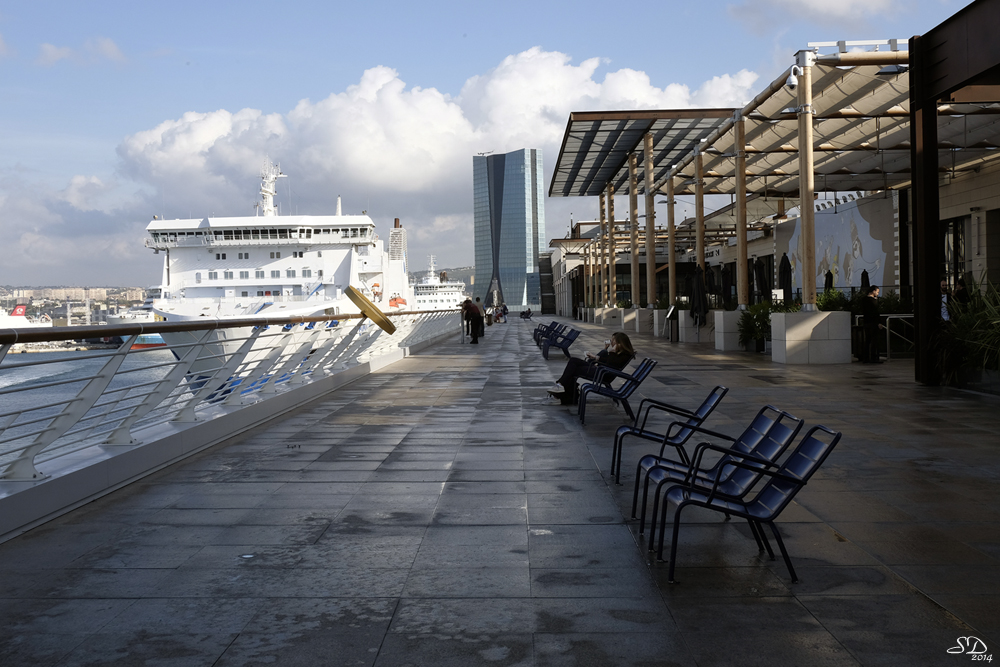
[
  {"left": 500, "top": 303, "right": 508, "bottom": 323},
  {"left": 461, "top": 299, "right": 474, "bottom": 337},
  {"left": 543, "top": 332, "right": 635, "bottom": 406},
  {"left": 940, "top": 278, "right": 951, "bottom": 321},
  {"left": 861, "top": 285, "right": 884, "bottom": 364},
  {"left": 470, "top": 297, "right": 485, "bottom": 344}
]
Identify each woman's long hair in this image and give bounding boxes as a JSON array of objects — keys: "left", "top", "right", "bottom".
[{"left": 612, "top": 332, "right": 635, "bottom": 357}]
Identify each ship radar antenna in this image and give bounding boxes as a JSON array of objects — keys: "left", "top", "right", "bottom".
[
  {"left": 427, "top": 255, "right": 436, "bottom": 274},
  {"left": 258, "top": 157, "right": 287, "bottom": 217}
]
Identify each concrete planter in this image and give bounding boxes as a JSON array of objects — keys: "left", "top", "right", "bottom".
[
  {"left": 602, "top": 308, "right": 622, "bottom": 328},
  {"left": 771, "top": 310, "right": 851, "bottom": 364},
  {"left": 623, "top": 308, "right": 637, "bottom": 329},
  {"left": 636, "top": 309, "right": 655, "bottom": 335},
  {"left": 678, "top": 309, "right": 716, "bottom": 343},
  {"left": 714, "top": 310, "right": 742, "bottom": 351}
]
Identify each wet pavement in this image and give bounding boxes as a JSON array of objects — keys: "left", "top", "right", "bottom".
[{"left": 1, "top": 317, "right": 998, "bottom": 666}]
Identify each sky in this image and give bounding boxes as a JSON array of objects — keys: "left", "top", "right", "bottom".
[{"left": 0, "top": 0, "right": 974, "bottom": 286}]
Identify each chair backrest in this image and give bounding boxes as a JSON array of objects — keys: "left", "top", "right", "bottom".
[
  {"left": 714, "top": 406, "right": 804, "bottom": 496},
  {"left": 615, "top": 358, "right": 656, "bottom": 397},
  {"left": 746, "top": 425, "right": 842, "bottom": 519},
  {"left": 562, "top": 329, "right": 580, "bottom": 344},
  {"left": 666, "top": 385, "right": 728, "bottom": 444}
]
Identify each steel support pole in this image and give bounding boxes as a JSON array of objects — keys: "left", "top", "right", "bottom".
[
  {"left": 666, "top": 176, "right": 677, "bottom": 307},
  {"left": 735, "top": 111, "right": 749, "bottom": 309},
  {"left": 583, "top": 245, "right": 590, "bottom": 308},
  {"left": 909, "top": 35, "right": 942, "bottom": 384},
  {"left": 797, "top": 51, "right": 817, "bottom": 310},
  {"left": 643, "top": 133, "right": 657, "bottom": 308},
  {"left": 629, "top": 153, "right": 640, "bottom": 308},
  {"left": 695, "top": 149, "right": 705, "bottom": 270},
  {"left": 598, "top": 192, "right": 607, "bottom": 307},
  {"left": 605, "top": 183, "right": 618, "bottom": 308}
]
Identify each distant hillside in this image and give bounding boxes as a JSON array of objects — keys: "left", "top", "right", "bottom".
[{"left": 409, "top": 266, "right": 475, "bottom": 292}]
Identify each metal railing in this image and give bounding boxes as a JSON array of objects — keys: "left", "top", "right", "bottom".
[{"left": 0, "top": 309, "right": 458, "bottom": 481}]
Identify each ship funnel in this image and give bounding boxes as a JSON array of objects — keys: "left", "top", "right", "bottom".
[
  {"left": 440, "top": 271, "right": 448, "bottom": 282},
  {"left": 336, "top": 196, "right": 342, "bottom": 216},
  {"left": 394, "top": 218, "right": 401, "bottom": 228}
]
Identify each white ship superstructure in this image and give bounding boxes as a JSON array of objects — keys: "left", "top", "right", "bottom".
[
  {"left": 144, "top": 159, "right": 410, "bottom": 321},
  {"left": 412, "top": 256, "right": 466, "bottom": 311}
]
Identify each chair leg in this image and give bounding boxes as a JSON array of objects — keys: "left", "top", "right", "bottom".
[
  {"left": 622, "top": 398, "right": 634, "bottom": 422},
  {"left": 662, "top": 501, "right": 683, "bottom": 568},
  {"left": 637, "top": 469, "right": 653, "bottom": 531},
  {"left": 578, "top": 388, "right": 589, "bottom": 424},
  {"left": 747, "top": 519, "right": 765, "bottom": 552},
  {"left": 767, "top": 522, "right": 798, "bottom": 583},
  {"left": 755, "top": 521, "right": 776, "bottom": 560},
  {"left": 648, "top": 479, "right": 669, "bottom": 549},
  {"left": 631, "top": 460, "right": 645, "bottom": 519}
]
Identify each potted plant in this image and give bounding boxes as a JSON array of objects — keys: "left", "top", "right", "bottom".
[{"left": 737, "top": 302, "right": 771, "bottom": 352}]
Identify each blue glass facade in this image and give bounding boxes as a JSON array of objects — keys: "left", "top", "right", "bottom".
[{"left": 472, "top": 148, "right": 545, "bottom": 308}]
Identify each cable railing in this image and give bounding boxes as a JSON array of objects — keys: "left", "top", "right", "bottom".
[{"left": 0, "top": 309, "right": 458, "bottom": 481}]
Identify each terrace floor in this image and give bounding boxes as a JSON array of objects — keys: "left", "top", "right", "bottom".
[{"left": 1, "top": 317, "right": 998, "bottom": 666}]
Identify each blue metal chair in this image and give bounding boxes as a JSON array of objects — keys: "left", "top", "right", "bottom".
[
  {"left": 658, "top": 425, "right": 842, "bottom": 583},
  {"left": 610, "top": 386, "right": 729, "bottom": 484},
  {"left": 542, "top": 328, "right": 580, "bottom": 359},
  {"left": 533, "top": 322, "right": 564, "bottom": 346},
  {"left": 635, "top": 406, "right": 804, "bottom": 549},
  {"left": 578, "top": 358, "right": 657, "bottom": 425}
]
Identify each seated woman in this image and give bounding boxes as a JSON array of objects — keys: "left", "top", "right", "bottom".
[{"left": 543, "top": 332, "right": 635, "bottom": 406}]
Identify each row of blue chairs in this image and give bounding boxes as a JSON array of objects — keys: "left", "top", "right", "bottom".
[
  {"left": 613, "top": 385, "right": 841, "bottom": 584},
  {"left": 533, "top": 321, "right": 581, "bottom": 360}
]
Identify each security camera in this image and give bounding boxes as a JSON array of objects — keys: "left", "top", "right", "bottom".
[{"left": 785, "top": 66, "right": 803, "bottom": 92}]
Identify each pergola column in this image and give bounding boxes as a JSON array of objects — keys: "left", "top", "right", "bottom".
[
  {"left": 695, "top": 148, "right": 705, "bottom": 271},
  {"left": 628, "top": 153, "right": 640, "bottom": 308},
  {"left": 583, "top": 243, "right": 591, "bottom": 309},
  {"left": 796, "top": 50, "right": 817, "bottom": 310},
  {"left": 607, "top": 183, "right": 617, "bottom": 306},
  {"left": 598, "top": 191, "right": 607, "bottom": 307},
  {"left": 666, "top": 176, "right": 677, "bottom": 307},
  {"left": 734, "top": 111, "right": 749, "bottom": 309},
  {"left": 643, "top": 133, "right": 657, "bottom": 308}
]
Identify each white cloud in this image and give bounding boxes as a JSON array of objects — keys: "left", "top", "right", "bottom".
[
  {"left": 37, "top": 43, "right": 73, "bottom": 66},
  {"left": 35, "top": 37, "right": 126, "bottom": 66},
  {"left": 729, "top": 0, "right": 900, "bottom": 29},
  {"left": 85, "top": 37, "right": 126, "bottom": 63},
  {"left": 59, "top": 175, "right": 114, "bottom": 210},
  {"left": 2, "top": 47, "right": 761, "bottom": 284}
]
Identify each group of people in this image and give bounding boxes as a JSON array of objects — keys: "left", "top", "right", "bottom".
[
  {"left": 544, "top": 332, "right": 635, "bottom": 407},
  {"left": 461, "top": 299, "right": 508, "bottom": 343}
]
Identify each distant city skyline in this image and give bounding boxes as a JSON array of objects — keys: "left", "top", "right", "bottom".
[{"left": 0, "top": 1, "right": 974, "bottom": 285}]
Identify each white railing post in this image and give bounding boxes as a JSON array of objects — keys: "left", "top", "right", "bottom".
[
  {"left": 103, "top": 329, "right": 214, "bottom": 444},
  {"left": 173, "top": 328, "right": 262, "bottom": 421},
  {"left": 1, "top": 335, "right": 137, "bottom": 480}
]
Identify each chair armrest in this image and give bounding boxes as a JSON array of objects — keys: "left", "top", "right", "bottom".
[
  {"left": 686, "top": 441, "right": 779, "bottom": 486},
  {"left": 670, "top": 422, "right": 735, "bottom": 443},
  {"left": 703, "top": 459, "right": 801, "bottom": 502}
]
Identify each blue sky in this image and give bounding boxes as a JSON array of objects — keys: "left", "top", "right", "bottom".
[{"left": 0, "top": 0, "right": 973, "bottom": 286}]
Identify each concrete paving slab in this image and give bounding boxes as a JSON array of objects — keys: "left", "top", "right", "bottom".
[{"left": 2, "top": 319, "right": 999, "bottom": 665}]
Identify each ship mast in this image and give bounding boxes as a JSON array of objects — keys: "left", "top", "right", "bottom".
[{"left": 257, "top": 158, "right": 286, "bottom": 217}]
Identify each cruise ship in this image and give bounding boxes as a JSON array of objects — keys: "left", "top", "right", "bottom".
[
  {"left": 144, "top": 159, "right": 411, "bottom": 322},
  {"left": 411, "top": 257, "right": 466, "bottom": 311}
]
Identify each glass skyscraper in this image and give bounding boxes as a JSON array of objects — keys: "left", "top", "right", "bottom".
[{"left": 472, "top": 148, "right": 545, "bottom": 308}]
